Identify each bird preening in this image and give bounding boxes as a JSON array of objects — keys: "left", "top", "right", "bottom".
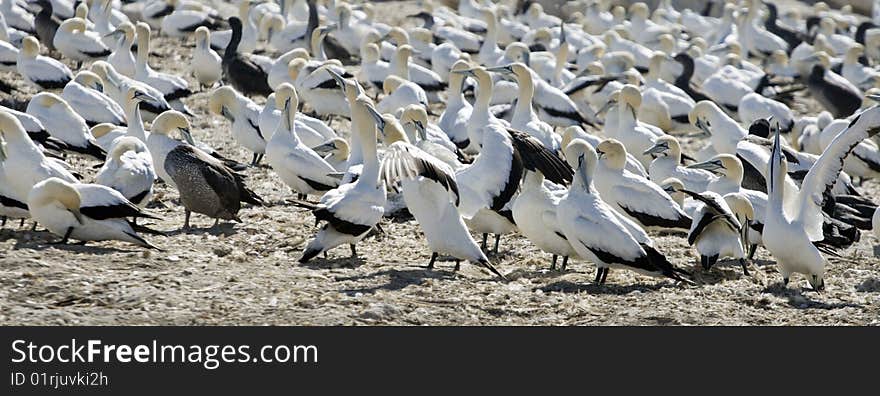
[{"left": 1, "top": 0, "right": 880, "bottom": 295}]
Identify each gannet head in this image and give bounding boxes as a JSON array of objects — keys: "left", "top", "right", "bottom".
[
  {"left": 564, "top": 138, "right": 597, "bottom": 190},
  {"left": 151, "top": 110, "right": 192, "bottom": 142},
  {"left": 689, "top": 101, "right": 721, "bottom": 135},
  {"left": 274, "top": 83, "right": 297, "bottom": 110},
  {"left": 90, "top": 123, "right": 118, "bottom": 139},
  {"left": 643, "top": 135, "right": 679, "bottom": 159},
  {"left": 257, "top": 12, "right": 281, "bottom": 41},
  {"left": 21, "top": 36, "right": 40, "bottom": 58},
  {"left": 659, "top": 177, "right": 685, "bottom": 207},
  {"left": 595, "top": 138, "right": 627, "bottom": 171},
  {"left": 28, "top": 177, "right": 84, "bottom": 225},
  {"left": 688, "top": 154, "right": 741, "bottom": 181},
  {"left": 135, "top": 22, "right": 151, "bottom": 46},
  {"left": 73, "top": 70, "right": 104, "bottom": 91},
  {"left": 208, "top": 86, "right": 237, "bottom": 119},
  {"left": 286, "top": 58, "right": 308, "bottom": 81},
  {"left": 400, "top": 105, "right": 428, "bottom": 141},
  {"left": 108, "top": 136, "right": 144, "bottom": 160},
  {"left": 59, "top": 18, "right": 88, "bottom": 34},
  {"left": 382, "top": 75, "right": 406, "bottom": 96},
  {"left": 385, "top": 27, "right": 409, "bottom": 46},
  {"left": 0, "top": 110, "right": 28, "bottom": 142},
  {"left": 194, "top": 26, "right": 212, "bottom": 48},
  {"left": 311, "top": 137, "right": 349, "bottom": 160},
  {"left": 629, "top": 2, "right": 649, "bottom": 20},
  {"left": 618, "top": 84, "right": 642, "bottom": 112}
]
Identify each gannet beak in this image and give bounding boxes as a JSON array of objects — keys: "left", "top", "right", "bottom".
[
  {"left": 451, "top": 68, "right": 477, "bottom": 77},
  {"left": 364, "top": 104, "right": 386, "bottom": 131},
  {"left": 596, "top": 99, "right": 615, "bottom": 115},
  {"left": 180, "top": 127, "right": 196, "bottom": 145},
  {"left": 642, "top": 142, "right": 668, "bottom": 156},
  {"left": 867, "top": 93, "right": 880, "bottom": 102},
  {"left": 694, "top": 118, "right": 711, "bottom": 136},
  {"left": 311, "top": 141, "right": 335, "bottom": 154},
  {"left": 324, "top": 23, "right": 338, "bottom": 33},
  {"left": 325, "top": 68, "right": 346, "bottom": 92},
  {"left": 70, "top": 209, "right": 84, "bottom": 225},
  {"left": 687, "top": 159, "right": 723, "bottom": 173},
  {"left": 103, "top": 29, "right": 123, "bottom": 39},
  {"left": 485, "top": 65, "right": 513, "bottom": 74},
  {"left": 414, "top": 120, "right": 427, "bottom": 140}
]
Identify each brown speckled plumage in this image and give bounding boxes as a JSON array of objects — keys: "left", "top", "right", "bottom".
[{"left": 164, "top": 145, "right": 264, "bottom": 224}]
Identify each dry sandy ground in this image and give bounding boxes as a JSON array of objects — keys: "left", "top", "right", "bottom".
[{"left": 1, "top": 1, "right": 879, "bottom": 325}]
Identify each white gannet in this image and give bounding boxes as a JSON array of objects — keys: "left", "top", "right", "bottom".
[
  {"left": 457, "top": 122, "right": 573, "bottom": 255},
  {"left": 105, "top": 21, "right": 136, "bottom": 77},
  {"left": 191, "top": 26, "right": 222, "bottom": 90},
  {"left": 477, "top": 8, "right": 504, "bottom": 67},
  {"left": 287, "top": 58, "right": 348, "bottom": 118},
  {"left": 377, "top": 108, "right": 505, "bottom": 278},
  {"left": 841, "top": 44, "right": 879, "bottom": 91},
  {"left": 0, "top": 110, "right": 77, "bottom": 222},
  {"left": 594, "top": 139, "right": 692, "bottom": 232},
  {"left": 738, "top": 93, "right": 795, "bottom": 134},
  {"left": 0, "top": 106, "right": 69, "bottom": 153},
  {"left": 90, "top": 123, "right": 126, "bottom": 152},
  {"left": 603, "top": 85, "right": 663, "bottom": 168},
  {"left": 53, "top": 17, "right": 110, "bottom": 68},
  {"left": 375, "top": 75, "right": 427, "bottom": 115},
  {"left": 61, "top": 70, "right": 126, "bottom": 127},
  {"left": 0, "top": 17, "right": 19, "bottom": 72},
  {"left": 453, "top": 67, "right": 508, "bottom": 154},
  {"left": 644, "top": 136, "right": 713, "bottom": 192},
  {"left": 266, "top": 48, "right": 310, "bottom": 90},
  {"left": 28, "top": 177, "right": 161, "bottom": 248},
  {"left": 134, "top": 22, "right": 192, "bottom": 114},
  {"left": 26, "top": 92, "right": 106, "bottom": 159},
  {"left": 265, "top": 84, "right": 341, "bottom": 199},
  {"left": 90, "top": 61, "right": 172, "bottom": 122},
  {"left": 512, "top": 169, "right": 576, "bottom": 271},
  {"left": 298, "top": 95, "right": 387, "bottom": 263},
  {"left": 437, "top": 60, "right": 474, "bottom": 151},
  {"left": 680, "top": 188, "right": 750, "bottom": 274},
  {"left": 95, "top": 136, "right": 155, "bottom": 207},
  {"left": 486, "top": 62, "right": 560, "bottom": 152},
  {"left": 357, "top": 42, "right": 388, "bottom": 91},
  {"left": 387, "top": 44, "right": 446, "bottom": 102},
  {"left": 258, "top": 90, "right": 336, "bottom": 148},
  {"left": 765, "top": 109, "right": 880, "bottom": 290},
  {"left": 208, "top": 86, "right": 265, "bottom": 165},
  {"left": 164, "top": 144, "right": 264, "bottom": 229},
  {"left": 16, "top": 36, "right": 73, "bottom": 89},
  {"left": 557, "top": 138, "right": 692, "bottom": 285}
]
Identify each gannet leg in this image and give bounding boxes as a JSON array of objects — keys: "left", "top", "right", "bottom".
[
  {"left": 551, "top": 254, "right": 558, "bottom": 270},
  {"left": 183, "top": 210, "right": 192, "bottom": 230},
  {"left": 492, "top": 234, "right": 501, "bottom": 254},
  {"left": 427, "top": 252, "right": 438, "bottom": 269},
  {"left": 51, "top": 227, "right": 74, "bottom": 245},
  {"left": 561, "top": 256, "right": 569, "bottom": 271},
  {"left": 481, "top": 233, "right": 488, "bottom": 250},
  {"left": 350, "top": 243, "right": 357, "bottom": 258},
  {"left": 739, "top": 258, "right": 750, "bottom": 276}
]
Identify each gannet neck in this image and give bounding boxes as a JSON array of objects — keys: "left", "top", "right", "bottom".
[
  {"left": 447, "top": 69, "right": 466, "bottom": 107},
  {"left": 513, "top": 69, "right": 536, "bottom": 123},
  {"left": 135, "top": 29, "right": 150, "bottom": 72},
  {"left": 351, "top": 101, "right": 380, "bottom": 185},
  {"left": 473, "top": 71, "right": 493, "bottom": 117},
  {"left": 126, "top": 101, "right": 147, "bottom": 142}
]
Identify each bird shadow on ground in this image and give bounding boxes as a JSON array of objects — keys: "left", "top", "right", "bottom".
[
  {"left": 165, "top": 222, "right": 239, "bottom": 237},
  {"left": 762, "top": 283, "right": 863, "bottom": 310},
  {"left": 337, "top": 268, "right": 456, "bottom": 295},
  {"left": 298, "top": 255, "right": 367, "bottom": 270},
  {"left": 0, "top": 231, "right": 140, "bottom": 255},
  {"left": 537, "top": 280, "right": 671, "bottom": 295}
]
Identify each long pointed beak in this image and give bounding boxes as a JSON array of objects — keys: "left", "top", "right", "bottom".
[
  {"left": 311, "top": 142, "right": 335, "bottom": 154},
  {"left": 596, "top": 99, "right": 615, "bottom": 115},
  {"left": 70, "top": 209, "right": 84, "bottom": 225},
  {"left": 324, "top": 68, "right": 346, "bottom": 92},
  {"left": 686, "top": 160, "right": 722, "bottom": 173},
  {"left": 485, "top": 65, "right": 513, "bottom": 74},
  {"left": 180, "top": 128, "right": 195, "bottom": 145},
  {"left": 867, "top": 93, "right": 880, "bottom": 102},
  {"left": 451, "top": 68, "right": 477, "bottom": 77},
  {"left": 364, "top": 104, "right": 386, "bottom": 130},
  {"left": 414, "top": 120, "right": 427, "bottom": 140},
  {"left": 642, "top": 143, "right": 667, "bottom": 156},
  {"left": 103, "top": 29, "right": 122, "bottom": 38}
]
